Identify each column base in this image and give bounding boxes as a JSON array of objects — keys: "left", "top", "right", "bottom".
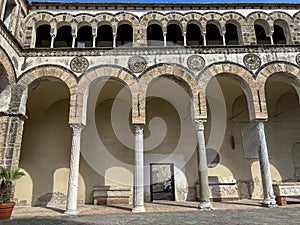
[
  {"left": 262, "top": 198, "right": 278, "bottom": 208},
  {"left": 132, "top": 206, "right": 146, "bottom": 213},
  {"left": 198, "top": 201, "right": 213, "bottom": 210},
  {"left": 64, "top": 209, "right": 79, "bottom": 215}
]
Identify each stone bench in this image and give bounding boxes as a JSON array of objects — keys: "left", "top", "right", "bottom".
[
  {"left": 272, "top": 182, "right": 300, "bottom": 206},
  {"left": 196, "top": 176, "right": 239, "bottom": 202},
  {"left": 93, "top": 186, "right": 131, "bottom": 205}
]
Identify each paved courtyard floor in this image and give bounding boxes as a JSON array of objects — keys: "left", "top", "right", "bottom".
[{"left": 1, "top": 199, "right": 300, "bottom": 224}]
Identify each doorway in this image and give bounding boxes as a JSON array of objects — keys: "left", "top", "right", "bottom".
[{"left": 150, "top": 163, "right": 175, "bottom": 201}]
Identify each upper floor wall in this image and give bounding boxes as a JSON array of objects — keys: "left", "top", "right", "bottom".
[{"left": 22, "top": 3, "right": 300, "bottom": 49}]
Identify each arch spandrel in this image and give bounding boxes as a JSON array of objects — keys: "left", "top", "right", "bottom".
[{"left": 198, "top": 63, "right": 263, "bottom": 120}]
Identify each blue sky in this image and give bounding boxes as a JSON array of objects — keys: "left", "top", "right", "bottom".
[{"left": 29, "top": 0, "right": 300, "bottom": 3}]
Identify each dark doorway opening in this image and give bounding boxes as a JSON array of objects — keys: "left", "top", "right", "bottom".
[{"left": 150, "top": 163, "right": 175, "bottom": 201}]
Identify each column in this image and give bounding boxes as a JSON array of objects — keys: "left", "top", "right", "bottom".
[
  {"left": 132, "top": 124, "right": 145, "bottom": 213},
  {"left": 92, "top": 35, "right": 97, "bottom": 48},
  {"left": 222, "top": 34, "right": 226, "bottom": 46},
  {"left": 163, "top": 32, "right": 167, "bottom": 47},
  {"left": 257, "top": 121, "right": 277, "bottom": 207},
  {"left": 203, "top": 34, "right": 207, "bottom": 46},
  {"left": 72, "top": 35, "right": 76, "bottom": 48},
  {"left": 270, "top": 35, "right": 274, "bottom": 45},
  {"left": 113, "top": 33, "right": 117, "bottom": 48},
  {"left": 195, "top": 119, "right": 212, "bottom": 210},
  {"left": 50, "top": 34, "right": 55, "bottom": 48},
  {"left": 65, "top": 124, "right": 84, "bottom": 215},
  {"left": 183, "top": 32, "right": 187, "bottom": 46}
]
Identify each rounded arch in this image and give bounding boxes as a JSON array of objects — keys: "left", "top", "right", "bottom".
[
  {"left": 184, "top": 12, "right": 202, "bottom": 25},
  {"left": 256, "top": 62, "right": 300, "bottom": 103},
  {"left": 202, "top": 12, "right": 224, "bottom": 33},
  {"left": 140, "top": 12, "right": 165, "bottom": 27},
  {"left": 198, "top": 63, "right": 260, "bottom": 120},
  {"left": 17, "top": 66, "right": 77, "bottom": 122},
  {"left": 0, "top": 47, "right": 16, "bottom": 84},
  {"left": 165, "top": 12, "right": 185, "bottom": 27},
  {"left": 222, "top": 12, "right": 246, "bottom": 26},
  {"left": 95, "top": 13, "right": 115, "bottom": 24},
  {"left": 115, "top": 12, "right": 139, "bottom": 26},
  {"left": 55, "top": 14, "right": 74, "bottom": 25},
  {"left": 76, "top": 66, "right": 138, "bottom": 125},
  {"left": 139, "top": 64, "right": 200, "bottom": 122},
  {"left": 75, "top": 14, "right": 94, "bottom": 26}
]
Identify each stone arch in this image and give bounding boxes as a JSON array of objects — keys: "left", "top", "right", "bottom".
[
  {"left": 140, "top": 12, "right": 165, "bottom": 27},
  {"left": 55, "top": 14, "right": 74, "bottom": 26},
  {"left": 270, "top": 12, "right": 293, "bottom": 44},
  {"left": 76, "top": 66, "right": 138, "bottom": 125},
  {"left": 185, "top": 12, "right": 203, "bottom": 34},
  {"left": 165, "top": 12, "right": 186, "bottom": 31},
  {"left": 198, "top": 63, "right": 260, "bottom": 120},
  {"left": 202, "top": 12, "right": 224, "bottom": 34},
  {"left": 138, "top": 64, "right": 200, "bottom": 123},
  {"left": 75, "top": 14, "right": 94, "bottom": 25},
  {"left": 256, "top": 62, "right": 300, "bottom": 104},
  {"left": 115, "top": 12, "right": 139, "bottom": 26},
  {"left": 24, "top": 12, "right": 54, "bottom": 48},
  {"left": 95, "top": 13, "right": 115, "bottom": 33},
  {"left": 0, "top": 47, "right": 16, "bottom": 84},
  {"left": 17, "top": 66, "right": 77, "bottom": 122}
]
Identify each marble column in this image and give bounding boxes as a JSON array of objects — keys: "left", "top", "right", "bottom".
[
  {"left": 222, "top": 34, "right": 226, "bottom": 46},
  {"left": 65, "top": 124, "right": 84, "bottom": 215},
  {"left": 50, "top": 34, "right": 55, "bottom": 48},
  {"left": 257, "top": 121, "right": 277, "bottom": 207},
  {"left": 183, "top": 32, "right": 187, "bottom": 46},
  {"left": 72, "top": 35, "right": 76, "bottom": 48},
  {"left": 195, "top": 119, "right": 212, "bottom": 210},
  {"left": 132, "top": 124, "right": 145, "bottom": 213},
  {"left": 92, "top": 35, "right": 96, "bottom": 48},
  {"left": 203, "top": 34, "right": 207, "bottom": 46},
  {"left": 163, "top": 32, "right": 167, "bottom": 47},
  {"left": 113, "top": 33, "right": 117, "bottom": 48}
]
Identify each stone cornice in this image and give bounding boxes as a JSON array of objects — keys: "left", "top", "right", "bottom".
[
  {"left": 22, "top": 45, "right": 300, "bottom": 57},
  {"left": 29, "top": 2, "right": 300, "bottom": 11}
]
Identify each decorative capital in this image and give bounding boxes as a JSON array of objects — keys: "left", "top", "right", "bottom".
[
  {"left": 70, "top": 56, "right": 89, "bottom": 73},
  {"left": 134, "top": 124, "right": 144, "bottom": 134},
  {"left": 194, "top": 119, "right": 206, "bottom": 131},
  {"left": 187, "top": 55, "right": 205, "bottom": 71},
  {"left": 70, "top": 124, "right": 85, "bottom": 135},
  {"left": 256, "top": 120, "right": 266, "bottom": 131},
  {"left": 243, "top": 54, "right": 261, "bottom": 70}
]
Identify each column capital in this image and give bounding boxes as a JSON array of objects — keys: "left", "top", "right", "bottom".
[
  {"left": 0, "top": 112, "right": 27, "bottom": 120},
  {"left": 256, "top": 120, "right": 267, "bottom": 130},
  {"left": 194, "top": 119, "right": 206, "bottom": 131},
  {"left": 70, "top": 123, "right": 85, "bottom": 133},
  {"left": 134, "top": 124, "right": 144, "bottom": 134}
]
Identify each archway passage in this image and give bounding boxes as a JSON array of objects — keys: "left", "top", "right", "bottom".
[
  {"left": 206, "top": 23, "right": 223, "bottom": 45},
  {"left": 166, "top": 24, "right": 183, "bottom": 46},
  {"left": 225, "top": 23, "right": 239, "bottom": 45},
  {"left": 54, "top": 25, "right": 72, "bottom": 48},
  {"left": 96, "top": 25, "right": 113, "bottom": 47},
  {"left": 35, "top": 24, "right": 51, "bottom": 48},
  {"left": 116, "top": 24, "right": 133, "bottom": 47},
  {"left": 273, "top": 24, "right": 286, "bottom": 45},
  {"left": 265, "top": 75, "right": 300, "bottom": 182},
  {"left": 147, "top": 24, "right": 164, "bottom": 46},
  {"left": 76, "top": 26, "right": 93, "bottom": 48},
  {"left": 187, "top": 24, "right": 203, "bottom": 46},
  {"left": 254, "top": 23, "right": 271, "bottom": 45},
  {"left": 15, "top": 79, "right": 75, "bottom": 206}
]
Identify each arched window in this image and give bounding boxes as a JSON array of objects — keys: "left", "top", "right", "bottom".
[
  {"left": 116, "top": 24, "right": 133, "bottom": 47},
  {"left": 254, "top": 20, "right": 271, "bottom": 45},
  {"left": 166, "top": 24, "right": 183, "bottom": 46},
  {"left": 186, "top": 24, "right": 203, "bottom": 46},
  {"left": 54, "top": 25, "right": 72, "bottom": 48},
  {"left": 96, "top": 25, "right": 113, "bottom": 47},
  {"left": 206, "top": 23, "right": 222, "bottom": 45},
  {"left": 225, "top": 23, "right": 239, "bottom": 45},
  {"left": 147, "top": 24, "right": 163, "bottom": 46},
  {"left": 76, "top": 25, "right": 93, "bottom": 48},
  {"left": 35, "top": 24, "right": 51, "bottom": 48},
  {"left": 273, "top": 20, "right": 290, "bottom": 45}
]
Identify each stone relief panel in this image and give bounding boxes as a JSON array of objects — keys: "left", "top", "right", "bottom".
[
  {"left": 296, "top": 53, "right": 300, "bottom": 66},
  {"left": 187, "top": 55, "right": 205, "bottom": 71},
  {"left": 128, "top": 56, "right": 147, "bottom": 73},
  {"left": 70, "top": 56, "right": 89, "bottom": 73},
  {"left": 243, "top": 54, "right": 261, "bottom": 70}
]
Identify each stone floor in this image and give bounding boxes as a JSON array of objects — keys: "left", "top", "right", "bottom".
[{"left": 1, "top": 198, "right": 300, "bottom": 225}]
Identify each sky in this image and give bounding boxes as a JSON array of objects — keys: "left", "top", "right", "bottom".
[{"left": 29, "top": 0, "right": 300, "bottom": 3}]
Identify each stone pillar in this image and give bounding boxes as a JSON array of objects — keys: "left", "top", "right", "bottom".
[
  {"left": 257, "top": 121, "right": 277, "bottom": 207},
  {"left": 65, "top": 124, "right": 84, "bottom": 215},
  {"left": 93, "top": 35, "right": 96, "bottom": 48},
  {"left": 203, "top": 34, "right": 207, "bottom": 46},
  {"left": 222, "top": 34, "right": 226, "bottom": 46},
  {"left": 195, "top": 119, "right": 213, "bottom": 210},
  {"left": 0, "top": 113, "right": 26, "bottom": 170},
  {"left": 72, "top": 35, "right": 76, "bottom": 48},
  {"left": 132, "top": 124, "right": 145, "bottom": 213},
  {"left": 183, "top": 32, "right": 187, "bottom": 46},
  {"left": 50, "top": 35, "right": 55, "bottom": 48},
  {"left": 113, "top": 33, "right": 117, "bottom": 48},
  {"left": 163, "top": 32, "right": 167, "bottom": 47},
  {"left": 270, "top": 35, "right": 274, "bottom": 45}
]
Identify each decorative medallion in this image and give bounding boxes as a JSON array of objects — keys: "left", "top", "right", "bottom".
[
  {"left": 187, "top": 55, "right": 205, "bottom": 71},
  {"left": 296, "top": 53, "right": 300, "bottom": 66},
  {"left": 128, "top": 56, "right": 147, "bottom": 73},
  {"left": 243, "top": 54, "right": 261, "bottom": 70},
  {"left": 70, "top": 56, "right": 89, "bottom": 73}
]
